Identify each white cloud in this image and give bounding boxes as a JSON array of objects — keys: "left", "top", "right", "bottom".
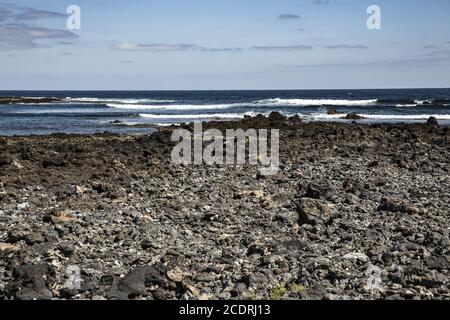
[
  {"left": 0, "top": 4, "right": 76, "bottom": 50},
  {"left": 252, "top": 45, "right": 313, "bottom": 51},
  {"left": 0, "top": 24, "right": 78, "bottom": 50},
  {"left": 109, "top": 42, "right": 243, "bottom": 52},
  {"left": 109, "top": 43, "right": 198, "bottom": 51}
]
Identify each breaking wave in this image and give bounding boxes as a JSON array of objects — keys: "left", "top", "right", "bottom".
[
  {"left": 65, "top": 97, "right": 175, "bottom": 104},
  {"left": 138, "top": 112, "right": 258, "bottom": 119},
  {"left": 254, "top": 98, "right": 378, "bottom": 106}
]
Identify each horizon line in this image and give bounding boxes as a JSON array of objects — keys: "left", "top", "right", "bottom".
[{"left": 1, "top": 87, "right": 450, "bottom": 92}]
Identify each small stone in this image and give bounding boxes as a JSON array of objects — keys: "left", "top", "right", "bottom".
[
  {"left": 152, "top": 288, "right": 175, "bottom": 300},
  {"left": 300, "top": 282, "right": 327, "bottom": 300},
  {"left": 386, "top": 294, "right": 404, "bottom": 300},
  {"left": 50, "top": 212, "right": 79, "bottom": 224},
  {"left": 17, "top": 202, "right": 29, "bottom": 210},
  {"left": 24, "top": 233, "right": 45, "bottom": 245},
  {"left": 247, "top": 243, "right": 265, "bottom": 256},
  {"left": 217, "top": 292, "right": 232, "bottom": 299},
  {"left": 378, "top": 197, "right": 419, "bottom": 214},
  {"left": 296, "top": 198, "right": 336, "bottom": 225},
  {"left": 252, "top": 190, "right": 264, "bottom": 198},
  {"left": 304, "top": 183, "right": 322, "bottom": 199},
  {"left": 198, "top": 294, "right": 213, "bottom": 300},
  {"left": 0, "top": 190, "right": 7, "bottom": 200},
  {"left": 108, "top": 190, "right": 127, "bottom": 200},
  {"left": 343, "top": 252, "right": 369, "bottom": 263},
  {"left": 281, "top": 239, "right": 307, "bottom": 250},
  {"left": 418, "top": 271, "right": 447, "bottom": 288},
  {"left": 141, "top": 239, "right": 154, "bottom": 250},
  {"left": 0, "top": 242, "right": 19, "bottom": 251},
  {"left": 195, "top": 272, "right": 216, "bottom": 282},
  {"left": 75, "top": 186, "right": 87, "bottom": 194},
  {"left": 12, "top": 159, "right": 23, "bottom": 169},
  {"left": 0, "top": 156, "right": 12, "bottom": 166},
  {"left": 243, "top": 272, "right": 268, "bottom": 287},
  {"left": 167, "top": 267, "right": 189, "bottom": 283},
  {"left": 231, "top": 283, "right": 247, "bottom": 297},
  {"left": 184, "top": 282, "right": 200, "bottom": 297},
  {"left": 58, "top": 243, "right": 75, "bottom": 257}
]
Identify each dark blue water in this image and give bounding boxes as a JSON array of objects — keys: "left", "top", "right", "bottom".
[{"left": 1, "top": 89, "right": 449, "bottom": 136}]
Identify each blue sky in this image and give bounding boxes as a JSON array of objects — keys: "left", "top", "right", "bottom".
[{"left": 1, "top": 0, "right": 449, "bottom": 90}]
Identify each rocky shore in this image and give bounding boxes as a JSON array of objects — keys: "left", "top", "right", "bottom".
[
  {"left": 0, "top": 97, "right": 62, "bottom": 104},
  {"left": 0, "top": 115, "right": 449, "bottom": 300}
]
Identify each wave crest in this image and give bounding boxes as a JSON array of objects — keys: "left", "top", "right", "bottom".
[
  {"left": 254, "top": 98, "right": 378, "bottom": 106},
  {"left": 138, "top": 112, "right": 257, "bottom": 119},
  {"left": 65, "top": 97, "right": 175, "bottom": 104}
]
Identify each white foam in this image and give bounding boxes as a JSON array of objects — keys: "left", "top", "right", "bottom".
[
  {"left": 362, "top": 114, "right": 450, "bottom": 120},
  {"left": 395, "top": 104, "right": 417, "bottom": 108},
  {"left": 66, "top": 97, "right": 175, "bottom": 104},
  {"left": 138, "top": 112, "right": 257, "bottom": 120},
  {"left": 74, "top": 97, "right": 378, "bottom": 106},
  {"left": 310, "top": 113, "right": 450, "bottom": 120},
  {"left": 255, "top": 98, "right": 378, "bottom": 106},
  {"left": 107, "top": 98, "right": 379, "bottom": 110},
  {"left": 153, "top": 123, "right": 181, "bottom": 127},
  {"left": 11, "top": 108, "right": 106, "bottom": 114},
  {"left": 111, "top": 122, "right": 181, "bottom": 127},
  {"left": 108, "top": 103, "right": 236, "bottom": 110},
  {"left": 414, "top": 100, "right": 432, "bottom": 105}
]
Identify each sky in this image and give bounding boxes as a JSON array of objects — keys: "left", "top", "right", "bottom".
[{"left": 0, "top": 0, "right": 449, "bottom": 90}]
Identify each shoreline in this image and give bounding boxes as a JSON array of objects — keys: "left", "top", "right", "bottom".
[
  {"left": 0, "top": 115, "right": 449, "bottom": 300},
  {"left": 1, "top": 116, "right": 448, "bottom": 138}
]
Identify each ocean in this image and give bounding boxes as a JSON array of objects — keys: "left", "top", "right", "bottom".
[{"left": 1, "top": 88, "right": 450, "bottom": 136}]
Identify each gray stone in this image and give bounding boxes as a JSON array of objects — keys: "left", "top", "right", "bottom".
[{"left": 296, "top": 198, "right": 336, "bottom": 225}]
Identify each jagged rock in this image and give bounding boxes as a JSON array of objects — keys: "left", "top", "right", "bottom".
[
  {"left": 8, "top": 264, "right": 54, "bottom": 300},
  {"left": 167, "top": 267, "right": 189, "bottom": 283},
  {"left": 242, "top": 273, "right": 268, "bottom": 287},
  {"left": 0, "top": 156, "right": 12, "bottom": 166},
  {"left": 296, "top": 198, "right": 336, "bottom": 225},
  {"left": 427, "top": 116, "right": 439, "bottom": 126},
  {"left": 377, "top": 197, "right": 419, "bottom": 214},
  {"left": 327, "top": 108, "right": 340, "bottom": 115},
  {"left": 43, "top": 211, "right": 79, "bottom": 224},
  {"left": 417, "top": 271, "right": 447, "bottom": 288},
  {"left": 7, "top": 230, "right": 44, "bottom": 245},
  {"left": 268, "top": 111, "right": 286, "bottom": 121},
  {"left": 342, "top": 112, "right": 364, "bottom": 120},
  {"left": 17, "top": 202, "right": 29, "bottom": 210},
  {"left": 343, "top": 252, "right": 369, "bottom": 263},
  {"left": 0, "top": 242, "right": 19, "bottom": 251},
  {"left": 107, "top": 264, "right": 167, "bottom": 299}
]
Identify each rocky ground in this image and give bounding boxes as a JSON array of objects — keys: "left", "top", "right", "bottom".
[{"left": 0, "top": 114, "right": 449, "bottom": 300}]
